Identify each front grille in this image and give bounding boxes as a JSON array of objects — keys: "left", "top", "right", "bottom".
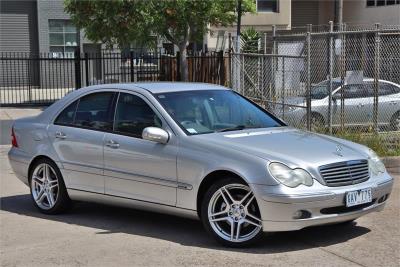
[{"left": 319, "top": 160, "right": 370, "bottom": 187}]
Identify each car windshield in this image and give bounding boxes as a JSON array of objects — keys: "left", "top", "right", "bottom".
[
  {"left": 155, "top": 90, "right": 284, "bottom": 135},
  {"left": 309, "top": 81, "right": 341, "bottom": 99}
]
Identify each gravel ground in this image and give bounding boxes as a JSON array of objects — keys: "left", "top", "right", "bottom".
[{"left": 0, "top": 144, "right": 399, "bottom": 267}]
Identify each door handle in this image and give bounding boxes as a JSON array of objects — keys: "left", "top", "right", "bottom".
[
  {"left": 55, "top": 131, "right": 67, "bottom": 139},
  {"left": 105, "top": 140, "right": 119, "bottom": 149}
]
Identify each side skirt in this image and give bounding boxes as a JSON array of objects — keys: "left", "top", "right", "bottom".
[{"left": 67, "top": 188, "right": 199, "bottom": 220}]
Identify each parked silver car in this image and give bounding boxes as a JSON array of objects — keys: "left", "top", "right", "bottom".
[
  {"left": 8, "top": 83, "right": 393, "bottom": 247},
  {"left": 280, "top": 78, "right": 400, "bottom": 130}
]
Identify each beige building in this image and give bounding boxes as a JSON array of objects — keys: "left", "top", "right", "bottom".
[
  {"left": 317, "top": 0, "right": 400, "bottom": 27},
  {"left": 206, "top": 0, "right": 400, "bottom": 51}
]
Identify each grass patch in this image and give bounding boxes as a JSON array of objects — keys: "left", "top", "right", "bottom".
[{"left": 334, "top": 131, "right": 400, "bottom": 157}]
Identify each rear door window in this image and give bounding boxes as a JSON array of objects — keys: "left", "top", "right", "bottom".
[
  {"left": 54, "top": 100, "right": 78, "bottom": 126},
  {"left": 73, "top": 92, "right": 116, "bottom": 131}
]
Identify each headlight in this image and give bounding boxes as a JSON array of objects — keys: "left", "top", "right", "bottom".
[
  {"left": 368, "top": 149, "right": 386, "bottom": 175},
  {"left": 268, "top": 162, "right": 314, "bottom": 188}
]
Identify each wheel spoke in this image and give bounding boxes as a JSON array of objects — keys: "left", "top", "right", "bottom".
[
  {"left": 244, "top": 195, "right": 255, "bottom": 209},
  {"left": 36, "top": 188, "right": 46, "bottom": 203},
  {"left": 230, "top": 220, "right": 235, "bottom": 241},
  {"left": 209, "top": 209, "right": 228, "bottom": 218},
  {"left": 48, "top": 179, "right": 58, "bottom": 189},
  {"left": 221, "top": 187, "right": 235, "bottom": 204},
  {"left": 235, "top": 221, "right": 242, "bottom": 240},
  {"left": 32, "top": 175, "right": 43, "bottom": 185},
  {"left": 46, "top": 192, "right": 55, "bottom": 207},
  {"left": 210, "top": 216, "right": 230, "bottom": 222},
  {"left": 43, "top": 165, "right": 49, "bottom": 180},
  {"left": 246, "top": 212, "right": 262, "bottom": 223},
  {"left": 239, "top": 191, "right": 252, "bottom": 205},
  {"left": 244, "top": 218, "right": 262, "bottom": 228}
]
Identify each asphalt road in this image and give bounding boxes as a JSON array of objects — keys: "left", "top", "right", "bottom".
[{"left": 0, "top": 143, "right": 399, "bottom": 267}]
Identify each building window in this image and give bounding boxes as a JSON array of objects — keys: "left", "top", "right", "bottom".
[
  {"left": 366, "top": 0, "right": 400, "bottom": 6},
  {"left": 49, "top": 20, "right": 77, "bottom": 58},
  {"left": 256, "top": 0, "right": 279, "bottom": 12}
]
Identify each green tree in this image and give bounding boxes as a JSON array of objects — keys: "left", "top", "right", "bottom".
[{"left": 64, "top": 0, "right": 255, "bottom": 81}]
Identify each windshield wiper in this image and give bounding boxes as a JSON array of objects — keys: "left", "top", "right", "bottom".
[{"left": 216, "top": 125, "right": 249, "bottom": 132}]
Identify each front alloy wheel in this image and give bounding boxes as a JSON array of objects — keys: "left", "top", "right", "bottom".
[{"left": 201, "top": 179, "right": 263, "bottom": 247}]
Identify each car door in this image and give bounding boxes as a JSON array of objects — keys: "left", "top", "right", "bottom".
[
  {"left": 332, "top": 84, "right": 369, "bottom": 126},
  {"left": 372, "top": 81, "right": 400, "bottom": 126},
  {"left": 48, "top": 91, "right": 116, "bottom": 193},
  {"left": 103, "top": 92, "right": 178, "bottom": 206}
]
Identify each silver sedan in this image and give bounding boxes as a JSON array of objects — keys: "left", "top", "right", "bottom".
[
  {"left": 279, "top": 78, "right": 400, "bottom": 130},
  {"left": 8, "top": 83, "right": 393, "bottom": 247}
]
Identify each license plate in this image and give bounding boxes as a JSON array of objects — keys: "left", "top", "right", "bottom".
[{"left": 346, "top": 188, "right": 372, "bottom": 207}]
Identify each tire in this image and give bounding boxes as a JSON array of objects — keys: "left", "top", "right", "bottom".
[
  {"left": 390, "top": 112, "right": 400, "bottom": 131},
  {"left": 200, "top": 177, "right": 264, "bottom": 247},
  {"left": 29, "top": 158, "right": 71, "bottom": 214}
]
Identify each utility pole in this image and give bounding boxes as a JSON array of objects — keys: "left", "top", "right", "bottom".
[
  {"left": 236, "top": 0, "right": 242, "bottom": 52},
  {"left": 335, "top": 0, "right": 343, "bottom": 26}
]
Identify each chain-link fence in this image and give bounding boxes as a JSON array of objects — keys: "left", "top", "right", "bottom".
[{"left": 231, "top": 23, "right": 400, "bottom": 155}]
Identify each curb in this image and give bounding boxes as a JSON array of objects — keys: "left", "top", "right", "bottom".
[{"left": 382, "top": 156, "right": 400, "bottom": 174}]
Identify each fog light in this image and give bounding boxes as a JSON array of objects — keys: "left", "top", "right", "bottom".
[{"left": 293, "top": 210, "right": 311, "bottom": 219}]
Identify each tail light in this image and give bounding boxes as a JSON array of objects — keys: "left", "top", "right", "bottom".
[{"left": 11, "top": 126, "right": 18, "bottom": 147}]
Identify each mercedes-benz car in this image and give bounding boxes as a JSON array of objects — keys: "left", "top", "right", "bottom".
[
  {"left": 8, "top": 83, "right": 393, "bottom": 247},
  {"left": 279, "top": 78, "right": 400, "bottom": 130}
]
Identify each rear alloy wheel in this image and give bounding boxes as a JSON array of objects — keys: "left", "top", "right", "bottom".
[
  {"left": 201, "top": 179, "right": 263, "bottom": 247},
  {"left": 30, "top": 159, "right": 71, "bottom": 214}
]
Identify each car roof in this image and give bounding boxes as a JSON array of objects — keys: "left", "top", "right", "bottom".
[{"left": 88, "top": 82, "right": 230, "bottom": 94}]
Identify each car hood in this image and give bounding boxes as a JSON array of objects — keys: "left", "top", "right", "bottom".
[{"left": 194, "top": 127, "right": 369, "bottom": 171}]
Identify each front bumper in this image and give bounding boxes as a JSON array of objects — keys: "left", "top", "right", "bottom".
[{"left": 251, "top": 172, "right": 393, "bottom": 232}]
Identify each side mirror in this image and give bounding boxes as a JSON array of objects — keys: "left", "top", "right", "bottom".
[{"left": 142, "top": 127, "right": 169, "bottom": 144}]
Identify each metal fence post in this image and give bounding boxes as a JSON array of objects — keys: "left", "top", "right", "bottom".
[
  {"left": 218, "top": 50, "right": 224, "bottom": 85},
  {"left": 228, "top": 33, "right": 232, "bottom": 87},
  {"left": 272, "top": 25, "right": 277, "bottom": 102},
  {"left": 176, "top": 51, "right": 181, "bottom": 81},
  {"left": 306, "top": 25, "right": 312, "bottom": 131},
  {"left": 74, "top": 48, "right": 81, "bottom": 89},
  {"left": 328, "top": 21, "right": 334, "bottom": 134},
  {"left": 84, "top": 53, "right": 89, "bottom": 87},
  {"left": 339, "top": 23, "right": 346, "bottom": 131},
  {"left": 130, "top": 51, "right": 134, "bottom": 82},
  {"left": 241, "top": 54, "right": 245, "bottom": 94},
  {"left": 373, "top": 23, "right": 381, "bottom": 133}
]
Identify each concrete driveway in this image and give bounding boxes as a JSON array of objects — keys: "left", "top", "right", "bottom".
[{"left": 0, "top": 108, "right": 399, "bottom": 266}]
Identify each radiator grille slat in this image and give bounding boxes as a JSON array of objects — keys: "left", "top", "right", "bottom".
[{"left": 319, "top": 160, "right": 370, "bottom": 187}]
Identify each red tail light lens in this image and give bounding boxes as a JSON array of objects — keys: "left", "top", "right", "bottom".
[{"left": 11, "top": 126, "right": 18, "bottom": 147}]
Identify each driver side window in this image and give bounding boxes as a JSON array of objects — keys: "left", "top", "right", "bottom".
[{"left": 114, "top": 93, "right": 162, "bottom": 138}]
